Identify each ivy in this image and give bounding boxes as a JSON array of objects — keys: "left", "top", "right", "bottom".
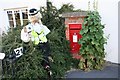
[{"left": 78, "top": 11, "right": 107, "bottom": 71}]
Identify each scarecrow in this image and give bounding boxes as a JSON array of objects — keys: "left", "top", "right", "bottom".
[{"left": 21, "top": 8, "right": 52, "bottom": 77}]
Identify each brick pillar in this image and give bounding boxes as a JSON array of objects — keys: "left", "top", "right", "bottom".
[{"left": 65, "top": 17, "right": 84, "bottom": 40}]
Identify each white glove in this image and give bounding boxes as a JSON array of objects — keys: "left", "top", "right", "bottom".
[
  {"left": 21, "top": 29, "right": 30, "bottom": 42},
  {"left": 0, "top": 53, "right": 5, "bottom": 60}
]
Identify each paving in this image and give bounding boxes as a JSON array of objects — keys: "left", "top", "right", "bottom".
[{"left": 65, "top": 62, "right": 119, "bottom": 79}]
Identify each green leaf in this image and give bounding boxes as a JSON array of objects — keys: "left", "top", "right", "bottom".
[
  {"left": 78, "top": 40, "right": 85, "bottom": 44},
  {"left": 78, "top": 62, "right": 84, "bottom": 69},
  {"left": 91, "top": 40, "right": 96, "bottom": 45},
  {"left": 80, "top": 30, "right": 84, "bottom": 34},
  {"left": 84, "top": 28, "right": 88, "bottom": 33}
]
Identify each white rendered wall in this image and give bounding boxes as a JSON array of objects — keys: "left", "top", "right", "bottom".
[{"left": 0, "top": 0, "right": 119, "bottom": 63}]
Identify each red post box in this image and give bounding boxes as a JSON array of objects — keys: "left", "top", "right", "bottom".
[{"left": 69, "top": 24, "right": 82, "bottom": 59}]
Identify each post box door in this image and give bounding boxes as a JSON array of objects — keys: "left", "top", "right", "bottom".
[{"left": 69, "top": 24, "right": 82, "bottom": 54}]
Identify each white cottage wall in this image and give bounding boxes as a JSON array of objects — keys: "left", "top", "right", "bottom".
[{"left": 0, "top": 0, "right": 119, "bottom": 63}]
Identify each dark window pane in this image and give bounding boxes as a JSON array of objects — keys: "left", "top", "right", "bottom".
[
  {"left": 23, "top": 20, "right": 28, "bottom": 25},
  {"left": 14, "top": 11, "right": 21, "bottom": 26},
  {"left": 8, "top": 14, "right": 13, "bottom": 20},
  {"left": 9, "top": 21, "right": 14, "bottom": 27},
  {"left": 22, "top": 12, "right": 28, "bottom": 19}
]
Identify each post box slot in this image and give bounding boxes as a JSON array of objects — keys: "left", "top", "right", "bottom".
[{"left": 69, "top": 24, "right": 82, "bottom": 30}]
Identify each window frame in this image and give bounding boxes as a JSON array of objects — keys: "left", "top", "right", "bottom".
[{"left": 5, "top": 7, "right": 29, "bottom": 28}]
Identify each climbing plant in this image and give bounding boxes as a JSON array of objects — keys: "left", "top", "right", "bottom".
[{"left": 78, "top": 11, "right": 107, "bottom": 71}]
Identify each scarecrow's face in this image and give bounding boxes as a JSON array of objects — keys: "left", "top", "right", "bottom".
[{"left": 29, "top": 15, "right": 38, "bottom": 23}]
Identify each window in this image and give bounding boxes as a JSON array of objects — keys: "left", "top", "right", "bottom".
[
  {"left": 6, "top": 7, "right": 29, "bottom": 28},
  {"left": 7, "top": 11, "right": 14, "bottom": 27},
  {"left": 21, "top": 9, "right": 28, "bottom": 25},
  {"left": 14, "top": 10, "right": 21, "bottom": 26}
]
